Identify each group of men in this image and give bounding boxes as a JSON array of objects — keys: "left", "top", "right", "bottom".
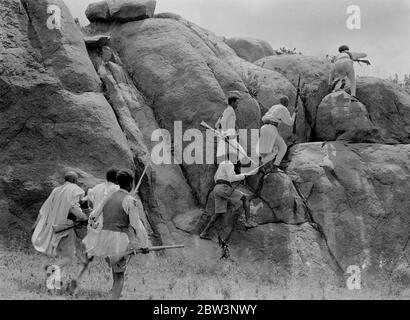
[
  {"left": 30, "top": 44, "right": 369, "bottom": 297},
  {"left": 200, "top": 95, "right": 296, "bottom": 240},
  {"left": 200, "top": 44, "right": 369, "bottom": 240},
  {"left": 31, "top": 168, "right": 149, "bottom": 299}
]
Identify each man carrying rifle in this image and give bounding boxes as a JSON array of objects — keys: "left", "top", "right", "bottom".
[
  {"left": 88, "top": 169, "right": 149, "bottom": 300},
  {"left": 256, "top": 96, "right": 296, "bottom": 174},
  {"left": 216, "top": 96, "right": 251, "bottom": 172},
  {"left": 32, "top": 171, "right": 89, "bottom": 278},
  {"left": 200, "top": 152, "right": 259, "bottom": 240}
]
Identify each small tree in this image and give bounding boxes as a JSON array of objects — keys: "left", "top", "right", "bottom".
[{"left": 242, "top": 71, "right": 264, "bottom": 99}]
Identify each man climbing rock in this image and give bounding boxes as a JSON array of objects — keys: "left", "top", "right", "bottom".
[
  {"left": 329, "top": 45, "right": 370, "bottom": 101},
  {"left": 216, "top": 96, "right": 251, "bottom": 172},
  {"left": 88, "top": 169, "right": 149, "bottom": 300},
  {"left": 200, "top": 153, "right": 259, "bottom": 241},
  {"left": 83, "top": 167, "right": 120, "bottom": 257},
  {"left": 31, "top": 171, "right": 89, "bottom": 280},
  {"left": 257, "top": 96, "right": 295, "bottom": 174}
]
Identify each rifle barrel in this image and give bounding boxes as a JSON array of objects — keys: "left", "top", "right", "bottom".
[{"left": 115, "top": 244, "right": 185, "bottom": 261}]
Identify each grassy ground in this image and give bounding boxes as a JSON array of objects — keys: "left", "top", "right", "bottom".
[{"left": 1, "top": 243, "right": 409, "bottom": 300}]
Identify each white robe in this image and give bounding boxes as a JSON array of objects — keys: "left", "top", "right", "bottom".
[
  {"left": 82, "top": 182, "right": 120, "bottom": 254},
  {"left": 32, "top": 182, "right": 84, "bottom": 257},
  {"left": 216, "top": 106, "right": 247, "bottom": 162}
]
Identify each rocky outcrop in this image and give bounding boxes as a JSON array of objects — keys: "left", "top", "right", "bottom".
[
  {"left": 87, "top": 44, "right": 201, "bottom": 244},
  {"left": 255, "top": 55, "right": 332, "bottom": 139},
  {"left": 85, "top": 1, "right": 110, "bottom": 21},
  {"left": 256, "top": 56, "right": 410, "bottom": 144},
  {"left": 86, "top": 0, "right": 157, "bottom": 23},
  {"left": 316, "top": 91, "right": 380, "bottom": 142},
  {"left": 84, "top": 35, "right": 111, "bottom": 48},
  {"left": 287, "top": 142, "right": 410, "bottom": 274},
  {"left": 100, "top": 18, "right": 308, "bottom": 204},
  {"left": 356, "top": 77, "right": 410, "bottom": 144},
  {"left": 230, "top": 223, "right": 341, "bottom": 283},
  {"left": 224, "top": 37, "right": 275, "bottom": 63},
  {"left": 0, "top": 0, "right": 133, "bottom": 238},
  {"left": 2, "top": 0, "right": 410, "bottom": 292}
]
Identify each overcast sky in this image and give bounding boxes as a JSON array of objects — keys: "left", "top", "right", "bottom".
[{"left": 65, "top": 0, "right": 410, "bottom": 79}]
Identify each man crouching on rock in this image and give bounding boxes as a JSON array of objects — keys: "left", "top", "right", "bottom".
[
  {"left": 88, "top": 169, "right": 149, "bottom": 300},
  {"left": 32, "top": 171, "right": 89, "bottom": 285}
]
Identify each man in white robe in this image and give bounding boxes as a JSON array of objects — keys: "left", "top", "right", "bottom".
[
  {"left": 82, "top": 168, "right": 120, "bottom": 256},
  {"left": 256, "top": 96, "right": 296, "bottom": 173},
  {"left": 88, "top": 169, "right": 149, "bottom": 300},
  {"left": 216, "top": 96, "right": 250, "bottom": 170},
  {"left": 32, "top": 171, "right": 88, "bottom": 271}
]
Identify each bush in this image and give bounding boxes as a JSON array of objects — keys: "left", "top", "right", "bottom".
[{"left": 275, "top": 47, "right": 302, "bottom": 55}]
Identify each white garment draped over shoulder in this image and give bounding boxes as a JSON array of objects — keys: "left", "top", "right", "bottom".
[
  {"left": 83, "top": 182, "right": 120, "bottom": 254},
  {"left": 31, "top": 182, "right": 84, "bottom": 256},
  {"left": 89, "top": 192, "right": 150, "bottom": 257}
]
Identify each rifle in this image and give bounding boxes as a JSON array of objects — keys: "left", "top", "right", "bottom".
[
  {"left": 292, "top": 74, "right": 302, "bottom": 135},
  {"left": 53, "top": 220, "right": 88, "bottom": 234},
  {"left": 132, "top": 164, "right": 148, "bottom": 197},
  {"left": 200, "top": 121, "right": 258, "bottom": 166},
  {"left": 110, "top": 244, "right": 185, "bottom": 264}
]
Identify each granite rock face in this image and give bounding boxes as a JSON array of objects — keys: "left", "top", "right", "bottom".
[
  {"left": 1, "top": 0, "right": 410, "bottom": 290},
  {"left": 225, "top": 37, "right": 276, "bottom": 63},
  {"left": 86, "top": 0, "right": 156, "bottom": 23},
  {"left": 0, "top": 0, "right": 133, "bottom": 239}
]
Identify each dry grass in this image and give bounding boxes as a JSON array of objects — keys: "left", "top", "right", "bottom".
[{"left": 1, "top": 243, "right": 409, "bottom": 300}]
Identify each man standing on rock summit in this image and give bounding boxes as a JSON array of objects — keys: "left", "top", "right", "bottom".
[{"left": 329, "top": 45, "right": 370, "bottom": 101}]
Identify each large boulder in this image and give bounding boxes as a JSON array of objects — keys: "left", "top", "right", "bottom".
[
  {"left": 86, "top": 0, "right": 157, "bottom": 23},
  {"left": 356, "top": 77, "right": 410, "bottom": 144},
  {"left": 87, "top": 45, "right": 201, "bottom": 243},
  {"left": 101, "top": 18, "right": 308, "bottom": 204},
  {"left": 0, "top": 0, "right": 133, "bottom": 239},
  {"left": 247, "top": 172, "right": 308, "bottom": 225},
  {"left": 255, "top": 55, "right": 332, "bottom": 139},
  {"left": 230, "top": 223, "right": 341, "bottom": 284},
  {"left": 109, "top": 0, "right": 156, "bottom": 22},
  {"left": 85, "top": 0, "right": 110, "bottom": 21},
  {"left": 224, "top": 37, "right": 275, "bottom": 63},
  {"left": 316, "top": 91, "right": 380, "bottom": 142},
  {"left": 104, "top": 18, "right": 267, "bottom": 204},
  {"left": 287, "top": 142, "right": 410, "bottom": 275}
]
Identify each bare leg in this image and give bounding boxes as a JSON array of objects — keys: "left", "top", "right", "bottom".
[
  {"left": 200, "top": 212, "right": 223, "bottom": 238},
  {"left": 242, "top": 196, "right": 258, "bottom": 228},
  {"left": 111, "top": 271, "right": 125, "bottom": 300},
  {"left": 347, "top": 67, "right": 357, "bottom": 97}
]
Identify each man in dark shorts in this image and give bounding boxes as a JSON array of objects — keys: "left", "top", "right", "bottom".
[{"left": 200, "top": 154, "right": 258, "bottom": 240}]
